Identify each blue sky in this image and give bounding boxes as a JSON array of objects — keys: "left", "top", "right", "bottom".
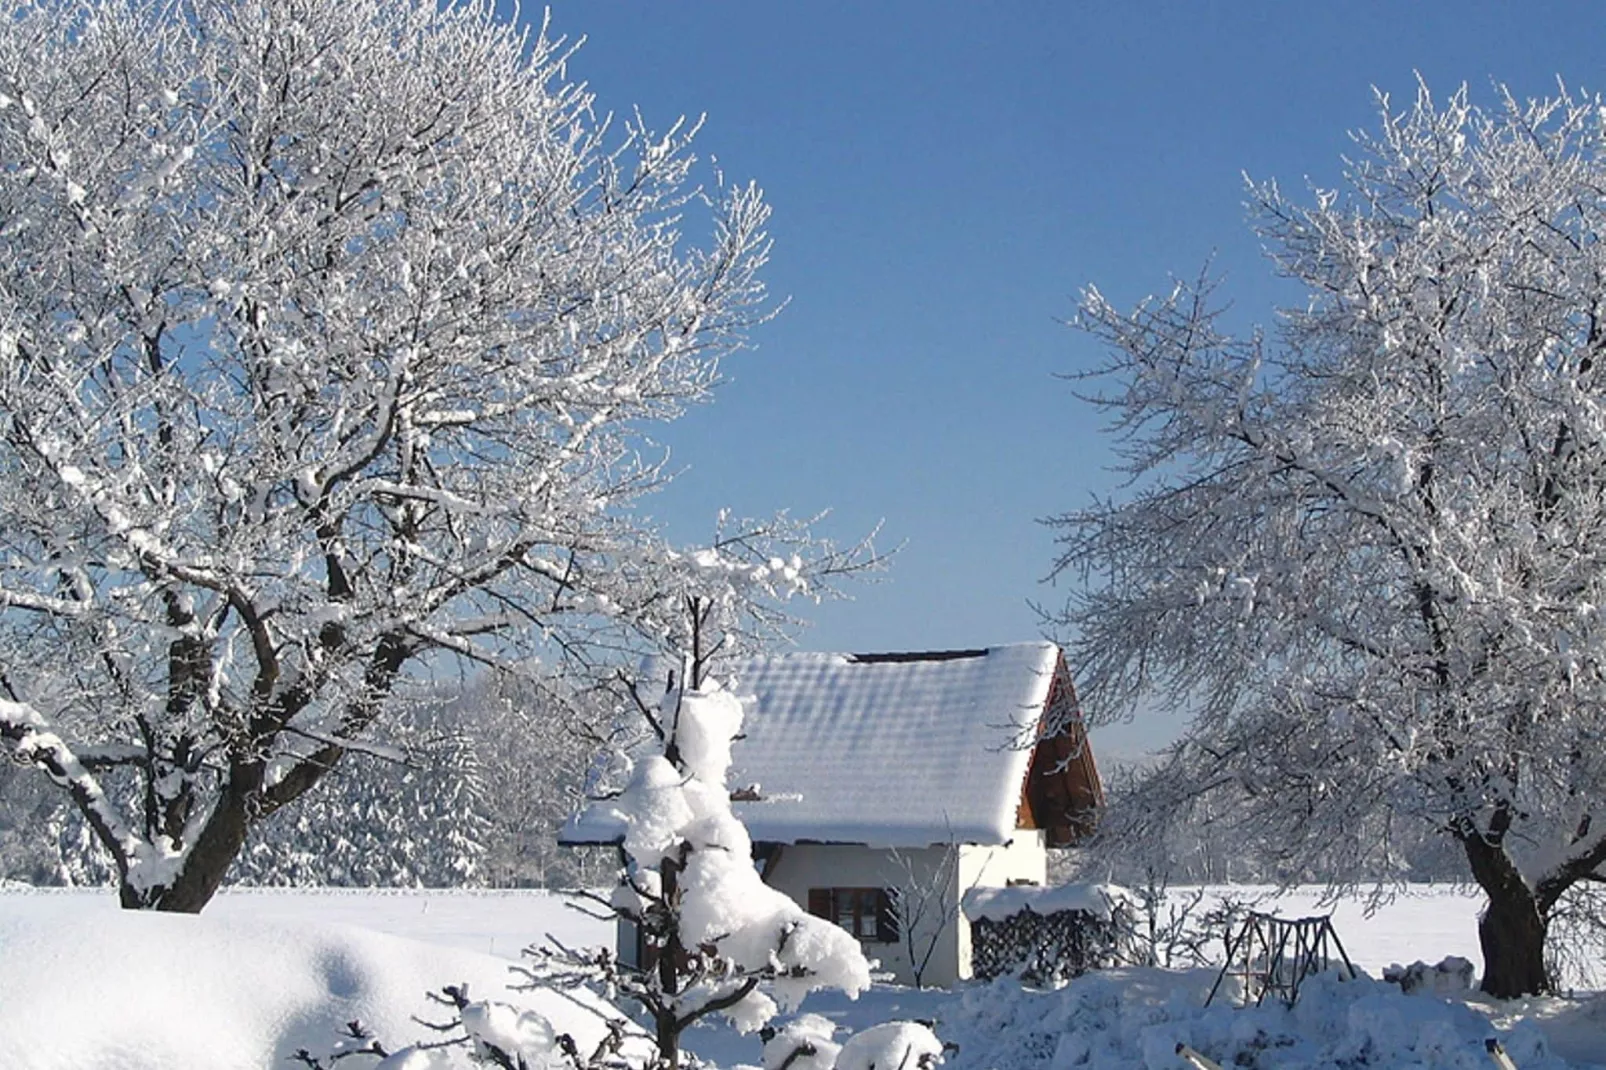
[{"left": 511, "top": 3, "right": 1604, "bottom": 755}]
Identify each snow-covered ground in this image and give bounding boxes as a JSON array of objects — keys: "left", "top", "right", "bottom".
[
  {"left": 1, "top": 885, "right": 1602, "bottom": 1070},
  {"left": 1155, "top": 883, "right": 1487, "bottom": 979},
  {"left": 0, "top": 883, "right": 613, "bottom": 960},
  {"left": 0, "top": 888, "right": 630, "bottom": 1070}
]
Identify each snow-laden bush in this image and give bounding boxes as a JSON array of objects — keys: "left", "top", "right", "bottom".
[{"left": 528, "top": 673, "right": 939, "bottom": 1070}]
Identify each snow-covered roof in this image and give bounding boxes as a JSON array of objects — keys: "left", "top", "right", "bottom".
[{"left": 563, "top": 642, "right": 1068, "bottom": 848}]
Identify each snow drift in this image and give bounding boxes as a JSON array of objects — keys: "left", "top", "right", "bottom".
[{"left": 0, "top": 906, "right": 642, "bottom": 1070}]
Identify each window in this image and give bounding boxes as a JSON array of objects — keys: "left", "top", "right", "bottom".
[{"left": 806, "top": 887, "right": 899, "bottom": 943}]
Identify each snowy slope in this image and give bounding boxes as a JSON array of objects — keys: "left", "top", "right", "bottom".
[{"left": 0, "top": 892, "right": 634, "bottom": 1070}]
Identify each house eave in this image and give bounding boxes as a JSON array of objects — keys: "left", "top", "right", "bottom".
[{"left": 555, "top": 834, "right": 623, "bottom": 848}]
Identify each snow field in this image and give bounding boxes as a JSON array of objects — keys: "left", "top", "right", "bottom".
[
  {"left": 0, "top": 890, "right": 635, "bottom": 1070},
  {"left": 1, "top": 884, "right": 1602, "bottom": 1069},
  {"left": 1171, "top": 884, "right": 1488, "bottom": 979},
  {"left": 0, "top": 882, "right": 1484, "bottom": 978},
  {"left": 0, "top": 884, "right": 614, "bottom": 958}
]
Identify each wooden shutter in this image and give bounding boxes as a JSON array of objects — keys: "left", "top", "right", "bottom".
[{"left": 807, "top": 888, "right": 833, "bottom": 920}]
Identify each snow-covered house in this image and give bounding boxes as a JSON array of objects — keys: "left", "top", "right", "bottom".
[{"left": 560, "top": 641, "right": 1103, "bottom": 988}]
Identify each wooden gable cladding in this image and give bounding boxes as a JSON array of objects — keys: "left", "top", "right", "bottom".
[{"left": 1015, "top": 654, "right": 1104, "bottom": 847}]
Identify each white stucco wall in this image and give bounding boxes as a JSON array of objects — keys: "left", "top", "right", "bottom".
[
  {"left": 616, "top": 914, "right": 641, "bottom": 970},
  {"left": 763, "top": 832, "right": 1047, "bottom": 987},
  {"left": 954, "top": 831, "right": 1046, "bottom": 983},
  {"left": 610, "top": 833, "right": 1049, "bottom": 986}
]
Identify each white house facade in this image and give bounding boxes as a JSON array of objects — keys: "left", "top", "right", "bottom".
[{"left": 560, "top": 642, "right": 1103, "bottom": 987}]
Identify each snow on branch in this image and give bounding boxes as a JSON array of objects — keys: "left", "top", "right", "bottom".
[
  {"left": 523, "top": 680, "right": 873, "bottom": 1069},
  {"left": 0, "top": 699, "right": 138, "bottom": 878}
]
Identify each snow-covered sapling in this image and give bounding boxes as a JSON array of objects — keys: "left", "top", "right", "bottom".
[
  {"left": 293, "top": 983, "right": 629, "bottom": 1070},
  {"left": 524, "top": 676, "right": 873, "bottom": 1070}
]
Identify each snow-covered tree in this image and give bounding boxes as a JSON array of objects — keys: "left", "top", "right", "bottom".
[
  {"left": 1047, "top": 80, "right": 1606, "bottom": 997},
  {"left": 526, "top": 675, "right": 877, "bottom": 1070},
  {"left": 0, "top": 0, "right": 802, "bottom": 912},
  {"left": 455, "top": 673, "right": 615, "bottom": 890},
  {"left": 229, "top": 688, "right": 492, "bottom": 888}
]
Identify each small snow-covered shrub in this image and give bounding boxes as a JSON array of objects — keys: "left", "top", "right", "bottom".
[
  {"left": 760, "top": 1014, "right": 841, "bottom": 1070},
  {"left": 1382, "top": 957, "right": 1476, "bottom": 996},
  {"left": 834, "top": 1022, "right": 945, "bottom": 1070},
  {"left": 526, "top": 676, "right": 873, "bottom": 1068}
]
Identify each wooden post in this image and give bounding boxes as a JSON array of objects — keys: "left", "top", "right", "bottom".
[
  {"left": 1175, "top": 1043, "right": 1224, "bottom": 1070},
  {"left": 1486, "top": 1038, "right": 1520, "bottom": 1070}
]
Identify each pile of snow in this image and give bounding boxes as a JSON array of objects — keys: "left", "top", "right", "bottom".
[
  {"left": 0, "top": 904, "right": 646, "bottom": 1070},
  {"left": 938, "top": 969, "right": 1581, "bottom": 1070}
]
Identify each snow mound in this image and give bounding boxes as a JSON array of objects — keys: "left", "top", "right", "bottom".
[
  {"left": 940, "top": 969, "right": 1579, "bottom": 1070},
  {"left": 835, "top": 1021, "right": 945, "bottom": 1070},
  {"left": 0, "top": 906, "right": 643, "bottom": 1070}
]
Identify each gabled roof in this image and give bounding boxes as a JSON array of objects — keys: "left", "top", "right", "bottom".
[{"left": 561, "top": 641, "right": 1101, "bottom": 849}]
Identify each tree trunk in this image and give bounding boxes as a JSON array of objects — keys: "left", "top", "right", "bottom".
[
  {"left": 1462, "top": 831, "right": 1551, "bottom": 997},
  {"left": 1477, "top": 885, "right": 1550, "bottom": 998},
  {"left": 654, "top": 1010, "right": 680, "bottom": 1070},
  {"left": 118, "top": 787, "right": 253, "bottom": 913},
  {"left": 655, "top": 854, "right": 684, "bottom": 1070}
]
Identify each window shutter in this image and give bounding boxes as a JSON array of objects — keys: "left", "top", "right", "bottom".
[
  {"left": 875, "top": 888, "right": 900, "bottom": 943},
  {"left": 807, "top": 888, "right": 832, "bottom": 920}
]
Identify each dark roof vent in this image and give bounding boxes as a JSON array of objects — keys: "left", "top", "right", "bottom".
[{"left": 846, "top": 648, "right": 989, "bottom": 664}]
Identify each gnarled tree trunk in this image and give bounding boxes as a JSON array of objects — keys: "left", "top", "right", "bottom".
[
  {"left": 1477, "top": 890, "right": 1550, "bottom": 999},
  {"left": 1462, "top": 829, "right": 1551, "bottom": 997}
]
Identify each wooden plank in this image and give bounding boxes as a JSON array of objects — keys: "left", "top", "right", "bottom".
[
  {"left": 1487, "top": 1038, "right": 1520, "bottom": 1070},
  {"left": 1175, "top": 1043, "right": 1224, "bottom": 1070}
]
